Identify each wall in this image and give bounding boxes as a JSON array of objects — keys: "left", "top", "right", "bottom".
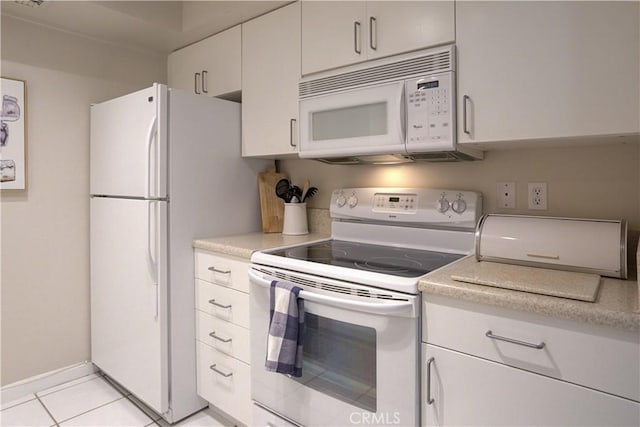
[
  {"left": 279, "top": 141, "right": 640, "bottom": 229},
  {"left": 1, "top": 16, "right": 166, "bottom": 386}
]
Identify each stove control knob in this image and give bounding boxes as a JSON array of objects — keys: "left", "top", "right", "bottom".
[
  {"left": 437, "top": 197, "right": 450, "bottom": 213},
  {"left": 348, "top": 194, "right": 359, "bottom": 208},
  {"left": 452, "top": 198, "right": 467, "bottom": 214},
  {"left": 336, "top": 193, "right": 347, "bottom": 208}
]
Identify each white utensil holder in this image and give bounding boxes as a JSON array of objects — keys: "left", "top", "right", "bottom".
[{"left": 282, "top": 203, "right": 308, "bottom": 235}]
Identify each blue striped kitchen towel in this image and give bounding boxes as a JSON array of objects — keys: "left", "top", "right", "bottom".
[{"left": 265, "top": 280, "right": 304, "bottom": 377}]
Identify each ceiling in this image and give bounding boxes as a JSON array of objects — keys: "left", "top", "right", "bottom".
[{"left": 1, "top": 0, "right": 291, "bottom": 54}]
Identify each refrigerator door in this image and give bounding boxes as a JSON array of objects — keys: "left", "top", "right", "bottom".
[
  {"left": 90, "top": 196, "right": 168, "bottom": 413},
  {"left": 90, "top": 84, "right": 167, "bottom": 199}
]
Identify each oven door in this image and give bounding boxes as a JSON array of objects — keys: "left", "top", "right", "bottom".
[
  {"left": 249, "top": 267, "right": 420, "bottom": 427},
  {"left": 298, "top": 81, "right": 406, "bottom": 159}
]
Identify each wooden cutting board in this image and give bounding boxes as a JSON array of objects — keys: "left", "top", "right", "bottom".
[{"left": 258, "top": 166, "right": 286, "bottom": 233}]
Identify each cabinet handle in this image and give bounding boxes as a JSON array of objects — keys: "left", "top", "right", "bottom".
[
  {"left": 289, "top": 118, "right": 297, "bottom": 147},
  {"left": 202, "top": 70, "right": 208, "bottom": 94},
  {"left": 208, "top": 299, "right": 232, "bottom": 309},
  {"left": 485, "top": 330, "right": 546, "bottom": 350},
  {"left": 209, "top": 364, "right": 233, "bottom": 377},
  {"left": 194, "top": 72, "right": 201, "bottom": 94},
  {"left": 354, "top": 21, "right": 362, "bottom": 54},
  {"left": 209, "top": 331, "right": 232, "bottom": 343},
  {"left": 207, "top": 266, "right": 231, "bottom": 274},
  {"left": 426, "top": 357, "right": 435, "bottom": 405},
  {"left": 369, "top": 16, "right": 377, "bottom": 50},
  {"left": 463, "top": 94, "right": 471, "bottom": 135}
]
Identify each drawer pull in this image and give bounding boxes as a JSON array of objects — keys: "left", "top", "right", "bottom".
[
  {"left": 209, "top": 364, "right": 233, "bottom": 378},
  {"left": 208, "top": 299, "right": 232, "bottom": 309},
  {"left": 486, "top": 330, "right": 546, "bottom": 349},
  {"left": 426, "top": 357, "right": 435, "bottom": 405},
  {"left": 208, "top": 266, "right": 231, "bottom": 274},
  {"left": 209, "top": 331, "right": 232, "bottom": 343}
]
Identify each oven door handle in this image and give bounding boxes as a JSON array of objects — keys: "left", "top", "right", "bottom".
[{"left": 249, "top": 269, "right": 415, "bottom": 316}]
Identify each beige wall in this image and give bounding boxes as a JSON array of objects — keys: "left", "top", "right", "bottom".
[
  {"left": 1, "top": 16, "right": 166, "bottom": 385},
  {"left": 279, "top": 142, "right": 640, "bottom": 229}
]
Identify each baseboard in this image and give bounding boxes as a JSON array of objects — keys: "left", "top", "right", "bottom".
[{"left": 1, "top": 361, "right": 97, "bottom": 404}]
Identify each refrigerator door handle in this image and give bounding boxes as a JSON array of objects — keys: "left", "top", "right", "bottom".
[
  {"left": 147, "top": 200, "right": 160, "bottom": 320},
  {"left": 145, "top": 116, "right": 158, "bottom": 199},
  {"left": 146, "top": 201, "right": 155, "bottom": 277},
  {"left": 155, "top": 282, "right": 159, "bottom": 320}
]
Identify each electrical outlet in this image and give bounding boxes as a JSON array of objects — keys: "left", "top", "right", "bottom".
[
  {"left": 528, "top": 182, "right": 548, "bottom": 210},
  {"left": 497, "top": 182, "right": 516, "bottom": 209}
]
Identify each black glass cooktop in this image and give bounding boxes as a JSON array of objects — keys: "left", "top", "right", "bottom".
[{"left": 267, "top": 240, "right": 464, "bottom": 278}]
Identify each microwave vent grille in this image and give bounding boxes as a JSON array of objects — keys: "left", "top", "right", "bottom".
[{"left": 299, "top": 48, "right": 453, "bottom": 98}]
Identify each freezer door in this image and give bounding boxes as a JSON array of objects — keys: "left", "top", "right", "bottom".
[
  {"left": 90, "top": 84, "right": 167, "bottom": 198},
  {"left": 90, "top": 197, "right": 168, "bottom": 413}
]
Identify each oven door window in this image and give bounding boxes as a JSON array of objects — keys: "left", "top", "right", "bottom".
[{"left": 293, "top": 312, "right": 376, "bottom": 412}]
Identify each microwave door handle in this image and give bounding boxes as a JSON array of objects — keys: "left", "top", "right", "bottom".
[
  {"left": 400, "top": 84, "right": 407, "bottom": 142},
  {"left": 248, "top": 269, "right": 414, "bottom": 316}
]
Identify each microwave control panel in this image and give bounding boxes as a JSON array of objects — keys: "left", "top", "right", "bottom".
[{"left": 405, "top": 72, "right": 454, "bottom": 149}]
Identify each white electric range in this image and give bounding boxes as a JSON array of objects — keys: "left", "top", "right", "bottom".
[{"left": 249, "top": 187, "right": 482, "bottom": 426}]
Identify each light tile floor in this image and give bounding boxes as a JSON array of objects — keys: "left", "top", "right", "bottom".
[{"left": 0, "top": 373, "right": 235, "bottom": 427}]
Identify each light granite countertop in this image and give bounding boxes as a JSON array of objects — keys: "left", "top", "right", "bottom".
[
  {"left": 193, "top": 232, "right": 330, "bottom": 260},
  {"left": 420, "top": 256, "right": 640, "bottom": 332}
]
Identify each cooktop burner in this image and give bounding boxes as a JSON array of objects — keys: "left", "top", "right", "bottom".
[{"left": 267, "top": 240, "right": 465, "bottom": 278}]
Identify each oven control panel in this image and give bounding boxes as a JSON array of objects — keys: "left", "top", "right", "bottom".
[
  {"left": 373, "top": 193, "right": 418, "bottom": 213},
  {"left": 331, "top": 187, "right": 482, "bottom": 229}
]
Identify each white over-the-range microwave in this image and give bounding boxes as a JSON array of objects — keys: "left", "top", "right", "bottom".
[{"left": 298, "top": 45, "right": 482, "bottom": 164}]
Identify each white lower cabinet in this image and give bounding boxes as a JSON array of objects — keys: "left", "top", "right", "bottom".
[
  {"left": 422, "top": 344, "right": 640, "bottom": 427},
  {"left": 196, "top": 341, "right": 251, "bottom": 426},
  {"left": 194, "top": 250, "right": 252, "bottom": 425},
  {"left": 422, "top": 295, "right": 640, "bottom": 426}
]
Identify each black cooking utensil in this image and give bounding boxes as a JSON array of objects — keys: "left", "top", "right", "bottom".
[
  {"left": 303, "top": 187, "right": 318, "bottom": 202},
  {"left": 289, "top": 185, "right": 303, "bottom": 203},
  {"left": 275, "top": 178, "right": 291, "bottom": 202}
]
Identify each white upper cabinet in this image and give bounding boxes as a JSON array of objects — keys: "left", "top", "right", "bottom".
[
  {"left": 242, "top": 2, "right": 301, "bottom": 158},
  {"left": 168, "top": 25, "right": 241, "bottom": 99},
  {"left": 456, "top": 1, "right": 640, "bottom": 145},
  {"left": 365, "top": 0, "right": 454, "bottom": 61},
  {"left": 301, "top": 0, "right": 454, "bottom": 76},
  {"left": 301, "top": 1, "right": 365, "bottom": 75}
]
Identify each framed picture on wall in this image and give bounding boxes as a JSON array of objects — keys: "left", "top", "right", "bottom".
[{"left": 1, "top": 77, "right": 27, "bottom": 191}]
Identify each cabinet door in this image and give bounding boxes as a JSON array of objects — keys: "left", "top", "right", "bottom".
[
  {"left": 366, "top": 1, "right": 454, "bottom": 61},
  {"left": 167, "top": 45, "right": 200, "bottom": 94},
  {"left": 301, "top": 1, "right": 366, "bottom": 75},
  {"left": 423, "top": 344, "right": 640, "bottom": 427},
  {"left": 456, "top": 1, "right": 640, "bottom": 144},
  {"left": 198, "top": 25, "right": 241, "bottom": 97},
  {"left": 168, "top": 26, "right": 241, "bottom": 97},
  {"left": 242, "top": 2, "right": 301, "bottom": 157}
]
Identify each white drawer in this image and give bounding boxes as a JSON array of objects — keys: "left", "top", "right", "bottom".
[
  {"left": 252, "top": 403, "right": 300, "bottom": 427},
  {"left": 196, "top": 341, "right": 251, "bottom": 426},
  {"left": 196, "top": 279, "right": 250, "bottom": 329},
  {"left": 196, "top": 310, "right": 250, "bottom": 364},
  {"left": 423, "top": 295, "right": 640, "bottom": 401},
  {"left": 195, "top": 250, "right": 250, "bottom": 293}
]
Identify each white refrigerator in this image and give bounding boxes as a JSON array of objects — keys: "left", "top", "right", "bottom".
[{"left": 90, "top": 84, "right": 270, "bottom": 423}]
